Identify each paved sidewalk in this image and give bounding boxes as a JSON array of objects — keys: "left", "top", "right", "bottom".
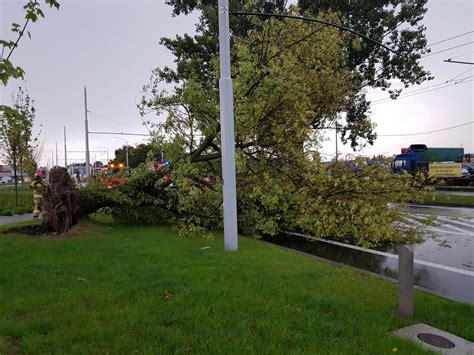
[{"left": 0, "top": 214, "right": 33, "bottom": 226}]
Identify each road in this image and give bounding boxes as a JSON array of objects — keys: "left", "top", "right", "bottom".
[
  {"left": 0, "top": 214, "right": 33, "bottom": 226},
  {"left": 403, "top": 205, "right": 473, "bottom": 272}
]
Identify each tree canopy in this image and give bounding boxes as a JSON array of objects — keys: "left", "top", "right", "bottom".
[
  {"left": 137, "top": 11, "right": 428, "bottom": 246},
  {"left": 114, "top": 143, "right": 151, "bottom": 168},
  {"left": 155, "top": 0, "right": 431, "bottom": 148}
]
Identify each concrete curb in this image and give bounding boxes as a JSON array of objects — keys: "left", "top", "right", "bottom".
[{"left": 411, "top": 202, "right": 474, "bottom": 209}]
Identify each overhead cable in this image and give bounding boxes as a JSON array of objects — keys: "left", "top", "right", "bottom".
[
  {"left": 371, "top": 78, "right": 473, "bottom": 106},
  {"left": 378, "top": 121, "right": 474, "bottom": 137},
  {"left": 427, "top": 30, "right": 473, "bottom": 47}
]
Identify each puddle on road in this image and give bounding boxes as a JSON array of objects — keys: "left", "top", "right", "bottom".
[{"left": 263, "top": 234, "right": 474, "bottom": 304}]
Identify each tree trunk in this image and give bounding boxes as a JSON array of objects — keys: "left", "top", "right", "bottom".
[
  {"left": 42, "top": 167, "right": 75, "bottom": 234},
  {"left": 13, "top": 149, "right": 18, "bottom": 208}
]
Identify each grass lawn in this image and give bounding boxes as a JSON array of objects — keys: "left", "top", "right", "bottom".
[
  {"left": 425, "top": 192, "right": 474, "bottom": 206},
  {"left": 0, "top": 185, "right": 33, "bottom": 216},
  {"left": 0, "top": 217, "right": 473, "bottom": 354}
]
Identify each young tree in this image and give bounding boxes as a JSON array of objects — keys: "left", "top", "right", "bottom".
[
  {"left": 0, "top": 87, "right": 36, "bottom": 206},
  {"left": 1, "top": 0, "right": 60, "bottom": 86},
  {"left": 1, "top": 1, "right": 59, "bottom": 193}
]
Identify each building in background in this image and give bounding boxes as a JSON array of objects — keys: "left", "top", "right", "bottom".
[{"left": 0, "top": 165, "right": 13, "bottom": 184}]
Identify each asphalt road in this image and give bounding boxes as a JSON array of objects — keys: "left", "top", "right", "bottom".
[
  {"left": 0, "top": 214, "right": 33, "bottom": 226},
  {"left": 404, "top": 205, "right": 474, "bottom": 272}
]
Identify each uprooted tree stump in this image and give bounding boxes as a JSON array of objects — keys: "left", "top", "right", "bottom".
[
  {"left": 43, "top": 167, "right": 76, "bottom": 234},
  {"left": 39, "top": 167, "right": 174, "bottom": 235}
]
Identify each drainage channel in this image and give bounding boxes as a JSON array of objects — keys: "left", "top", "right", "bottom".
[{"left": 262, "top": 233, "right": 474, "bottom": 304}]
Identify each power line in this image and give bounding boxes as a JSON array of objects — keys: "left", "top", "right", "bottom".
[
  {"left": 371, "top": 68, "right": 473, "bottom": 103},
  {"left": 447, "top": 50, "right": 474, "bottom": 60},
  {"left": 89, "top": 131, "right": 151, "bottom": 137},
  {"left": 372, "top": 75, "right": 473, "bottom": 103},
  {"left": 378, "top": 121, "right": 474, "bottom": 137},
  {"left": 450, "top": 67, "right": 474, "bottom": 80},
  {"left": 231, "top": 11, "right": 401, "bottom": 55},
  {"left": 368, "top": 32, "right": 473, "bottom": 85},
  {"left": 427, "top": 31, "right": 473, "bottom": 47},
  {"left": 371, "top": 78, "right": 473, "bottom": 105},
  {"left": 88, "top": 110, "right": 135, "bottom": 130},
  {"left": 421, "top": 41, "right": 474, "bottom": 58}
]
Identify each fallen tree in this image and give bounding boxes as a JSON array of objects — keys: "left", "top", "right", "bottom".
[{"left": 41, "top": 166, "right": 175, "bottom": 234}]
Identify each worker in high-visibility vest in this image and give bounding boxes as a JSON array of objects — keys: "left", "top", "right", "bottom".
[{"left": 30, "top": 171, "right": 48, "bottom": 219}]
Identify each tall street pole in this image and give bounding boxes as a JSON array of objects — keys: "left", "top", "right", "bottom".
[
  {"left": 64, "top": 126, "right": 68, "bottom": 168},
  {"left": 113, "top": 137, "right": 129, "bottom": 169},
  {"left": 125, "top": 141, "right": 129, "bottom": 169},
  {"left": 84, "top": 86, "right": 91, "bottom": 177},
  {"left": 218, "top": 0, "right": 238, "bottom": 251},
  {"left": 98, "top": 146, "right": 109, "bottom": 164}
]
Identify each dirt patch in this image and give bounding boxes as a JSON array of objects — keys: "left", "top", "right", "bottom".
[
  {"left": 0, "top": 336, "right": 21, "bottom": 354},
  {"left": 3, "top": 224, "right": 47, "bottom": 236},
  {"left": 2, "top": 218, "right": 104, "bottom": 240}
]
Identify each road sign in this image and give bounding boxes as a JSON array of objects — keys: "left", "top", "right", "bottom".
[{"left": 428, "top": 163, "right": 462, "bottom": 178}]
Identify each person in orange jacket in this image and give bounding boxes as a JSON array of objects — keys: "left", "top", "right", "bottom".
[{"left": 30, "top": 171, "right": 48, "bottom": 219}]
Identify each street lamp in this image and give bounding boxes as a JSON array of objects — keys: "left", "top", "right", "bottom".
[
  {"left": 216, "top": 6, "right": 400, "bottom": 252},
  {"left": 218, "top": 0, "right": 238, "bottom": 252},
  {"left": 113, "top": 137, "right": 129, "bottom": 169}
]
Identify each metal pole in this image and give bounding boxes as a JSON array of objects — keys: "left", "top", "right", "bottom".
[
  {"left": 98, "top": 147, "right": 109, "bottom": 164},
  {"left": 398, "top": 244, "right": 414, "bottom": 318},
  {"left": 84, "top": 86, "right": 91, "bottom": 177},
  {"left": 218, "top": 0, "right": 238, "bottom": 251},
  {"left": 64, "top": 126, "right": 68, "bottom": 168},
  {"left": 55, "top": 142, "right": 58, "bottom": 167},
  {"left": 125, "top": 140, "right": 129, "bottom": 169}
]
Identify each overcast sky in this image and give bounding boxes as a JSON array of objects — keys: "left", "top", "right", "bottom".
[{"left": 0, "top": 0, "right": 473, "bottom": 167}]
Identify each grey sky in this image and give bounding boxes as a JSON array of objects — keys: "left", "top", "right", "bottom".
[{"left": 0, "top": 0, "right": 473, "bottom": 167}]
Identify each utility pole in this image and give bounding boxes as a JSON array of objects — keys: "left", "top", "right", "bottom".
[
  {"left": 84, "top": 86, "right": 91, "bottom": 177},
  {"left": 125, "top": 143, "right": 129, "bottom": 169},
  {"left": 55, "top": 142, "right": 58, "bottom": 167},
  {"left": 444, "top": 59, "right": 474, "bottom": 65},
  {"left": 113, "top": 137, "right": 129, "bottom": 169},
  {"left": 98, "top": 147, "right": 109, "bottom": 164},
  {"left": 64, "top": 126, "right": 68, "bottom": 169},
  {"left": 218, "top": 0, "right": 238, "bottom": 251}
]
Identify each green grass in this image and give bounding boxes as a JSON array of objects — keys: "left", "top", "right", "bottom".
[
  {"left": 0, "top": 185, "right": 33, "bottom": 215},
  {"left": 425, "top": 192, "right": 474, "bottom": 206},
  {"left": 0, "top": 217, "right": 473, "bottom": 354}
]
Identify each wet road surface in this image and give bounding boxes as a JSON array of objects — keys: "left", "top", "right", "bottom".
[
  {"left": 402, "top": 205, "right": 473, "bottom": 272},
  {"left": 264, "top": 205, "right": 474, "bottom": 304}
]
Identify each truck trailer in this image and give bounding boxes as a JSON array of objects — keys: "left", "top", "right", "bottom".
[{"left": 392, "top": 144, "right": 473, "bottom": 185}]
